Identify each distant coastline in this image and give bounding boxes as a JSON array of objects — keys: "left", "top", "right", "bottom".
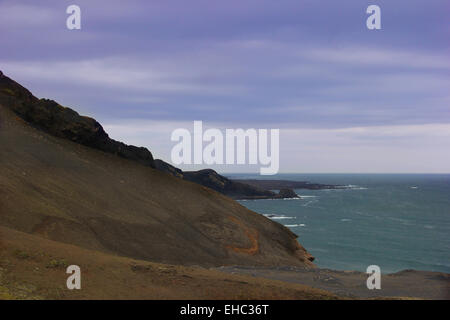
[{"left": 235, "top": 173, "right": 450, "bottom": 275}]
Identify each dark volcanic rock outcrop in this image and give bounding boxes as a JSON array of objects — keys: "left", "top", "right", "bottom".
[
  {"left": 155, "top": 163, "right": 306, "bottom": 200},
  {"left": 0, "top": 71, "right": 155, "bottom": 168},
  {"left": 278, "top": 188, "right": 299, "bottom": 198},
  {"left": 183, "top": 169, "right": 278, "bottom": 200}
]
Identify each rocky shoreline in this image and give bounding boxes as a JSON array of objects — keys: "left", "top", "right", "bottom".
[
  {"left": 232, "top": 179, "right": 343, "bottom": 191},
  {"left": 216, "top": 265, "right": 450, "bottom": 299}
]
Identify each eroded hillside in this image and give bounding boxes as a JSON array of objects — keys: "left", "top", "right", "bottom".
[{"left": 0, "top": 71, "right": 314, "bottom": 268}]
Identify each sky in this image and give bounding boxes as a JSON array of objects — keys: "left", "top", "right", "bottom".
[{"left": 1, "top": 0, "right": 449, "bottom": 173}]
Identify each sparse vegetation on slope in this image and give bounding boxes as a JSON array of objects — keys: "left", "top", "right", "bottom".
[{"left": 0, "top": 226, "right": 335, "bottom": 300}]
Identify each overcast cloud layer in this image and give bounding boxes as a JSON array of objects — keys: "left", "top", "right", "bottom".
[{"left": 1, "top": 0, "right": 449, "bottom": 173}]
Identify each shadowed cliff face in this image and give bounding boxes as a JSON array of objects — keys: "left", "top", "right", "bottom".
[{"left": 0, "top": 71, "right": 314, "bottom": 268}]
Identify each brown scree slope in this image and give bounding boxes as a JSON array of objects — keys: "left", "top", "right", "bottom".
[{"left": 0, "top": 225, "right": 334, "bottom": 300}]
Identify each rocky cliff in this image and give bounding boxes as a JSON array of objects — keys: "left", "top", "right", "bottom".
[
  {"left": 0, "top": 70, "right": 314, "bottom": 267},
  {"left": 0, "top": 71, "right": 300, "bottom": 200},
  {"left": 0, "top": 71, "right": 155, "bottom": 168}
]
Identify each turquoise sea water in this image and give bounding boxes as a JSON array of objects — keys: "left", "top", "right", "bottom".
[{"left": 227, "top": 174, "right": 450, "bottom": 273}]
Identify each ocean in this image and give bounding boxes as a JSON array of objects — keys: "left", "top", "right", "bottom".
[{"left": 226, "top": 174, "right": 450, "bottom": 274}]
